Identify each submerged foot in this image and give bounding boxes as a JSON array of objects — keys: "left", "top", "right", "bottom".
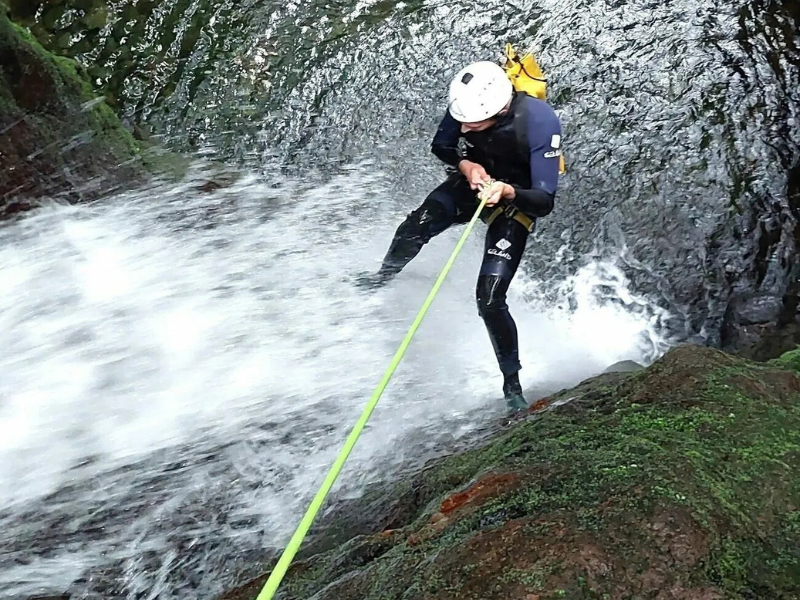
[
  {"left": 503, "top": 372, "right": 528, "bottom": 412},
  {"left": 353, "top": 268, "right": 395, "bottom": 291}
]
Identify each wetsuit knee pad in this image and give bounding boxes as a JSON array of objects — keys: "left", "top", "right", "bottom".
[
  {"left": 476, "top": 274, "right": 510, "bottom": 316},
  {"left": 397, "top": 199, "right": 451, "bottom": 242}
]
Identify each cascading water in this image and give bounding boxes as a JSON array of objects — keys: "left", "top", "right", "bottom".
[
  {"left": 1, "top": 0, "right": 797, "bottom": 598},
  {"left": 0, "top": 163, "right": 667, "bottom": 599}
]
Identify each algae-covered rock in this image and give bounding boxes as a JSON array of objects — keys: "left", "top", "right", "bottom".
[
  {"left": 221, "top": 345, "right": 800, "bottom": 600},
  {"left": 0, "top": 3, "right": 146, "bottom": 215},
  {"left": 771, "top": 347, "right": 800, "bottom": 374}
]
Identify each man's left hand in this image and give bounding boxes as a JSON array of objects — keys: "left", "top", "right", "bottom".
[{"left": 482, "top": 182, "right": 516, "bottom": 207}]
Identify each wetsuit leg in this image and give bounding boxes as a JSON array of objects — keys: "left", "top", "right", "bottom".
[
  {"left": 375, "top": 173, "right": 476, "bottom": 281},
  {"left": 476, "top": 215, "right": 530, "bottom": 378}
]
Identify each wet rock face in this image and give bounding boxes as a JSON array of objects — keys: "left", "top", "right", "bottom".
[
  {"left": 721, "top": 293, "right": 800, "bottom": 361},
  {"left": 731, "top": 295, "right": 785, "bottom": 327},
  {"left": 721, "top": 160, "right": 800, "bottom": 361},
  {"left": 715, "top": 1, "right": 800, "bottom": 361},
  {"left": 218, "top": 345, "right": 800, "bottom": 600},
  {"left": 6, "top": 0, "right": 799, "bottom": 361},
  {"left": 0, "top": 3, "right": 144, "bottom": 216}
]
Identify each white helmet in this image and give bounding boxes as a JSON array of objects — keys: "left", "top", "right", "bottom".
[{"left": 448, "top": 61, "right": 513, "bottom": 123}]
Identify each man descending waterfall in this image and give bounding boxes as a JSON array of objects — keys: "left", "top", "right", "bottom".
[{"left": 358, "top": 60, "right": 562, "bottom": 412}]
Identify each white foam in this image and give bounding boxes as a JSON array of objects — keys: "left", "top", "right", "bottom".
[{"left": 0, "top": 164, "right": 672, "bottom": 598}]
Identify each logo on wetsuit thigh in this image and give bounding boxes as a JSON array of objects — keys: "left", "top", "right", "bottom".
[{"left": 488, "top": 238, "right": 512, "bottom": 260}]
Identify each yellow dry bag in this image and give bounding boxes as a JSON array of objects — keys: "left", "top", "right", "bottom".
[{"left": 503, "top": 44, "right": 565, "bottom": 174}]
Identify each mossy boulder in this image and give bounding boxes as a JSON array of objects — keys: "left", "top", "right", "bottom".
[
  {"left": 771, "top": 347, "right": 800, "bottom": 374},
  {"left": 0, "top": 4, "right": 158, "bottom": 215},
  {"left": 220, "top": 345, "right": 800, "bottom": 600}
]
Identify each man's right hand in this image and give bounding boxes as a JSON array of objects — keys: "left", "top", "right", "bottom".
[{"left": 458, "top": 160, "right": 491, "bottom": 190}]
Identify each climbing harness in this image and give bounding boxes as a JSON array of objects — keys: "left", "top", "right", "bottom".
[
  {"left": 255, "top": 197, "right": 489, "bottom": 600},
  {"left": 477, "top": 179, "right": 535, "bottom": 232},
  {"left": 485, "top": 203, "right": 535, "bottom": 233}
]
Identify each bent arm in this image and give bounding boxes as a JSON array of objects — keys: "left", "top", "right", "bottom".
[
  {"left": 511, "top": 186, "right": 555, "bottom": 218},
  {"left": 430, "top": 111, "right": 464, "bottom": 167},
  {"left": 511, "top": 108, "right": 561, "bottom": 218}
]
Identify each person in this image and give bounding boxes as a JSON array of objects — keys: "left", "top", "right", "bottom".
[{"left": 359, "top": 60, "right": 563, "bottom": 411}]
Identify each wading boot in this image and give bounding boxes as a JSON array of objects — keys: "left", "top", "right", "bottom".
[{"left": 503, "top": 372, "right": 528, "bottom": 412}]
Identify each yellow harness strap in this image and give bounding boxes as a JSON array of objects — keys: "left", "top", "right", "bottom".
[
  {"left": 484, "top": 204, "right": 535, "bottom": 232},
  {"left": 476, "top": 181, "right": 535, "bottom": 233}
]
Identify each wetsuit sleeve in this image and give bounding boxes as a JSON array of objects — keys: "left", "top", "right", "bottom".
[
  {"left": 511, "top": 104, "right": 562, "bottom": 218},
  {"left": 430, "top": 111, "right": 464, "bottom": 167}
]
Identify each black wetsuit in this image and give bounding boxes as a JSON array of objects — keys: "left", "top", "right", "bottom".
[{"left": 377, "top": 91, "right": 562, "bottom": 380}]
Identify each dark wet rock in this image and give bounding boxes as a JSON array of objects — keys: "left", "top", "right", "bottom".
[
  {"left": 0, "top": 3, "right": 185, "bottom": 216},
  {"left": 715, "top": 8, "right": 800, "bottom": 362},
  {"left": 719, "top": 293, "right": 793, "bottom": 360},
  {"left": 218, "top": 345, "right": 800, "bottom": 600},
  {"left": 728, "top": 294, "right": 784, "bottom": 326},
  {"left": 721, "top": 318, "right": 800, "bottom": 363},
  {"left": 0, "top": 3, "right": 140, "bottom": 214},
  {"left": 718, "top": 155, "right": 800, "bottom": 361}
]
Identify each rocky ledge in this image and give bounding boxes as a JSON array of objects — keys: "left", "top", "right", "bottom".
[{"left": 220, "top": 344, "right": 800, "bottom": 600}]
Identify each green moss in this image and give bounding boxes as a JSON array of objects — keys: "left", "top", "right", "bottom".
[
  {"left": 1, "top": 8, "right": 188, "bottom": 205},
  {"left": 770, "top": 346, "right": 800, "bottom": 373},
  {"left": 708, "top": 537, "right": 749, "bottom": 590},
  {"left": 500, "top": 564, "right": 556, "bottom": 589},
  {"left": 787, "top": 511, "right": 800, "bottom": 534},
  {"left": 279, "top": 558, "right": 327, "bottom": 598},
  {"left": 2, "top": 13, "right": 135, "bottom": 155},
  {"left": 705, "top": 531, "right": 800, "bottom": 598},
  {"left": 396, "top": 355, "right": 797, "bottom": 597}
]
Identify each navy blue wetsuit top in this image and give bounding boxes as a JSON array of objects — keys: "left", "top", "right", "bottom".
[{"left": 430, "top": 94, "right": 562, "bottom": 218}]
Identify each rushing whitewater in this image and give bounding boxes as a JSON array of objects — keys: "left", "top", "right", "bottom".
[{"left": 0, "top": 161, "right": 668, "bottom": 598}]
